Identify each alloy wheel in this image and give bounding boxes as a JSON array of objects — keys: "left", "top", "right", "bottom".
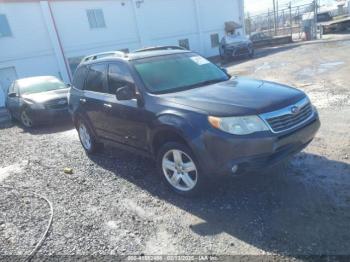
[
  {"left": 78, "top": 123, "right": 92, "bottom": 151},
  {"left": 162, "top": 149, "right": 198, "bottom": 192},
  {"left": 21, "top": 111, "right": 33, "bottom": 128}
]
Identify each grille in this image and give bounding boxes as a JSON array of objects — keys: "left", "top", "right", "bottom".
[
  {"left": 45, "top": 99, "right": 68, "bottom": 110},
  {"left": 265, "top": 102, "right": 313, "bottom": 133}
]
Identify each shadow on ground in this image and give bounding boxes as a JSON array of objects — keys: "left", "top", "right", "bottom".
[
  {"left": 89, "top": 148, "right": 350, "bottom": 256},
  {"left": 18, "top": 119, "right": 75, "bottom": 135}
]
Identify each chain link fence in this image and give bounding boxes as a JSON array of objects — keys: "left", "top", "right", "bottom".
[{"left": 245, "top": 2, "right": 317, "bottom": 41}]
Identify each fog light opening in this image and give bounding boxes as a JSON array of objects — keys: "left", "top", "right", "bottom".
[{"left": 231, "top": 165, "right": 238, "bottom": 174}]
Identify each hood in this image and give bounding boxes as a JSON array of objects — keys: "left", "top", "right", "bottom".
[
  {"left": 161, "top": 77, "right": 306, "bottom": 116},
  {"left": 22, "top": 88, "right": 69, "bottom": 104},
  {"left": 223, "top": 35, "right": 251, "bottom": 46}
]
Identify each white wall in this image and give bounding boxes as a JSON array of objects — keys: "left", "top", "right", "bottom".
[
  {"left": 0, "top": 2, "right": 61, "bottom": 79},
  {"left": 137, "top": 0, "right": 198, "bottom": 45},
  {"left": 50, "top": 0, "right": 141, "bottom": 58},
  {"left": 197, "top": 0, "right": 243, "bottom": 56},
  {"left": 0, "top": 0, "right": 244, "bottom": 87}
]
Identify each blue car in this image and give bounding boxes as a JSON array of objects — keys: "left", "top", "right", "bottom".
[{"left": 68, "top": 47, "right": 320, "bottom": 196}]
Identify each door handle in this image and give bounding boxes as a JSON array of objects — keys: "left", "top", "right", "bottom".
[
  {"left": 103, "top": 103, "right": 112, "bottom": 108},
  {"left": 80, "top": 98, "right": 86, "bottom": 103}
]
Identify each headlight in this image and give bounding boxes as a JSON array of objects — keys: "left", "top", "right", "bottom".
[{"left": 208, "top": 115, "right": 269, "bottom": 135}]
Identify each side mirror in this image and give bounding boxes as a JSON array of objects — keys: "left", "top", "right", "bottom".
[
  {"left": 116, "top": 85, "right": 135, "bottom": 101},
  {"left": 66, "top": 83, "right": 72, "bottom": 88},
  {"left": 8, "top": 92, "right": 17, "bottom": 98}
]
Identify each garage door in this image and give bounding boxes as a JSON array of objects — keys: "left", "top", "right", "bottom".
[{"left": 0, "top": 67, "right": 17, "bottom": 107}]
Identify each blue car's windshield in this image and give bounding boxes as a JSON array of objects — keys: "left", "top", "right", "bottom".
[{"left": 132, "top": 53, "right": 229, "bottom": 94}]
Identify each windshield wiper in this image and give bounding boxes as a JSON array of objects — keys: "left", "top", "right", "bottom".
[
  {"left": 155, "top": 78, "right": 227, "bottom": 94},
  {"left": 182, "top": 78, "right": 226, "bottom": 90}
]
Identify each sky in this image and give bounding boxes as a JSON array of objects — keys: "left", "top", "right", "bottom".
[{"left": 245, "top": 0, "right": 341, "bottom": 15}]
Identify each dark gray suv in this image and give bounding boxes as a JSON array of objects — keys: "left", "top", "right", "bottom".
[{"left": 68, "top": 48, "right": 320, "bottom": 196}]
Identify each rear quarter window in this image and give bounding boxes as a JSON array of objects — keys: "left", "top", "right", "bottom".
[{"left": 72, "top": 66, "right": 88, "bottom": 90}]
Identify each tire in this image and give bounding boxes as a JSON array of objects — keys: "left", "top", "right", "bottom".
[
  {"left": 156, "top": 142, "right": 206, "bottom": 197},
  {"left": 77, "top": 118, "right": 103, "bottom": 154},
  {"left": 249, "top": 48, "right": 255, "bottom": 58},
  {"left": 219, "top": 47, "right": 231, "bottom": 63},
  {"left": 223, "top": 51, "right": 232, "bottom": 63},
  {"left": 20, "top": 108, "right": 34, "bottom": 128}
]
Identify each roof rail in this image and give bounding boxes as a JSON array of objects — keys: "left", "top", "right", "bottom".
[
  {"left": 81, "top": 51, "right": 126, "bottom": 63},
  {"left": 134, "top": 46, "right": 186, "bottom": 53}
]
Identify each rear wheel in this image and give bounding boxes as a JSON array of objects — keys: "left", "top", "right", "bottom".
[
  {"left": 77, "top": 119, "right": 103, "bottom": 154},
  {"left": 20, "top": 109, "right": 33, "bottom": 128},
  {"left": 157, "top": 142, "right": 206, "bottom": 196}
]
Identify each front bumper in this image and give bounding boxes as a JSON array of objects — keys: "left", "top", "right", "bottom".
[
  {"left": 193, "top": 116, "right": 320, "bottom": 177},
  {"left": 26, "top": 107, "right": 70, "bottom": 124},
  {"left": 224, "top": 45, "right": 253, "bottom": 56}
]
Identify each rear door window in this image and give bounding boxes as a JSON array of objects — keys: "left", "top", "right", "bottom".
[
  {"left": 84, "top": 64, "right": 108, "bottom": 93},
  {"left": 108, "top": 63, "right": 134, "bottom": 94},
  {"left": 72, "top": 66, "right": 88, "bottom": 90}
]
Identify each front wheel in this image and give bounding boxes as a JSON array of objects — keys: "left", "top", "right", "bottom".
[
  {"left": 20, "top": 109, "right": 34, "bottom": 128},
  {"left": 157, "top": 142, "right": 206, "bottom": 196}
]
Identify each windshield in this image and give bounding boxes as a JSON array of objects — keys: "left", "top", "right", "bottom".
[
  {"left": 132, "top": 53, "right": 229, "bottom": 94},
  {"left": 20, "top": 77, "right": 67, "bottom": 95}
]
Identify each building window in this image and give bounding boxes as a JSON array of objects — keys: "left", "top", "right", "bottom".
[
  {"left": 87, "top": 9, "right": 106, "bottom": 29},
  {"left": 0, "top": 14, "right": 12, "bottom": 37},
  {"left": 179, "top": 39, "right": 190, "bottom": 50},
  {"left": 211, "top": 33, "right": 220, "bottom": 48}
]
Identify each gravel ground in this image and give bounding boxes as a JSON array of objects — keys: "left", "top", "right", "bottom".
[{"left": 0, "top": 37, "right": 350, "bottom": 259}]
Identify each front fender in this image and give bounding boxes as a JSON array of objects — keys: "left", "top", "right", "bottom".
[
  {"left": 153, "top": 111, "right": 200, "bottom": 142},
  {"left": 150, "top": 112, "right": 210, "bottom": 169}
]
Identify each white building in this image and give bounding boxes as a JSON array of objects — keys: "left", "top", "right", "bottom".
[{"left": 0, "top": 0, "right": 245, "bottom": 107}]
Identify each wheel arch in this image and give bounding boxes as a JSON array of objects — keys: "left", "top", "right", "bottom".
[
  {"left": 151, "top": 113, "right": 202, "bottom": 156},
  {"left": 73, "top": 112, "right": 99, "bottom": 140},
  {"left": 151, "top": 127, "right": 190, "bottom": 156}
]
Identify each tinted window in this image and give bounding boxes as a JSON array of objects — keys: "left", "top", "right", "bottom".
[
  {"left": 85, "top": 64, "right": 108, "bottom": 93},
  {"left": 72, "top": 66, "right": 88, "bottom": 90},
  {"left": 133, "top": 53, "right": 228, "bottom": 94},
  {"left": 108, "top": 63, "right": 134, "bottom": 94}
]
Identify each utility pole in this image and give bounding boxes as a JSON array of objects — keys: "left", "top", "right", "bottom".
[
  {"left": 313, "top": 0, "right": 318, "bottom": 39},
  {"left": 273, "top": 0, "right": 277, "bottom": 35},
  {"left": 268, "top": 8, "right": 271, "bottom": 35},
  {"left": 289, "top": 2, "right": 292, "bottom": 38},
  {"left": 276, "top": 0, "right": 279, "bottom": 31}
]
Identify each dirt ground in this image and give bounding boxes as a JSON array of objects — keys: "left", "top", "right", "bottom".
[{"left": 0, "top": 37, "right": 350, "bottom": 259}]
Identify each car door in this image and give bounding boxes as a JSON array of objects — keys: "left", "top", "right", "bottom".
[
  {"left": 81, "top": 63, "right": 110, "bottom": 137},
  {"left": 6, "top": 82, "right": 21, "bottom": 118},
  {"left": 102, "top": 62, "right": 148, "bottom": 150}
]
